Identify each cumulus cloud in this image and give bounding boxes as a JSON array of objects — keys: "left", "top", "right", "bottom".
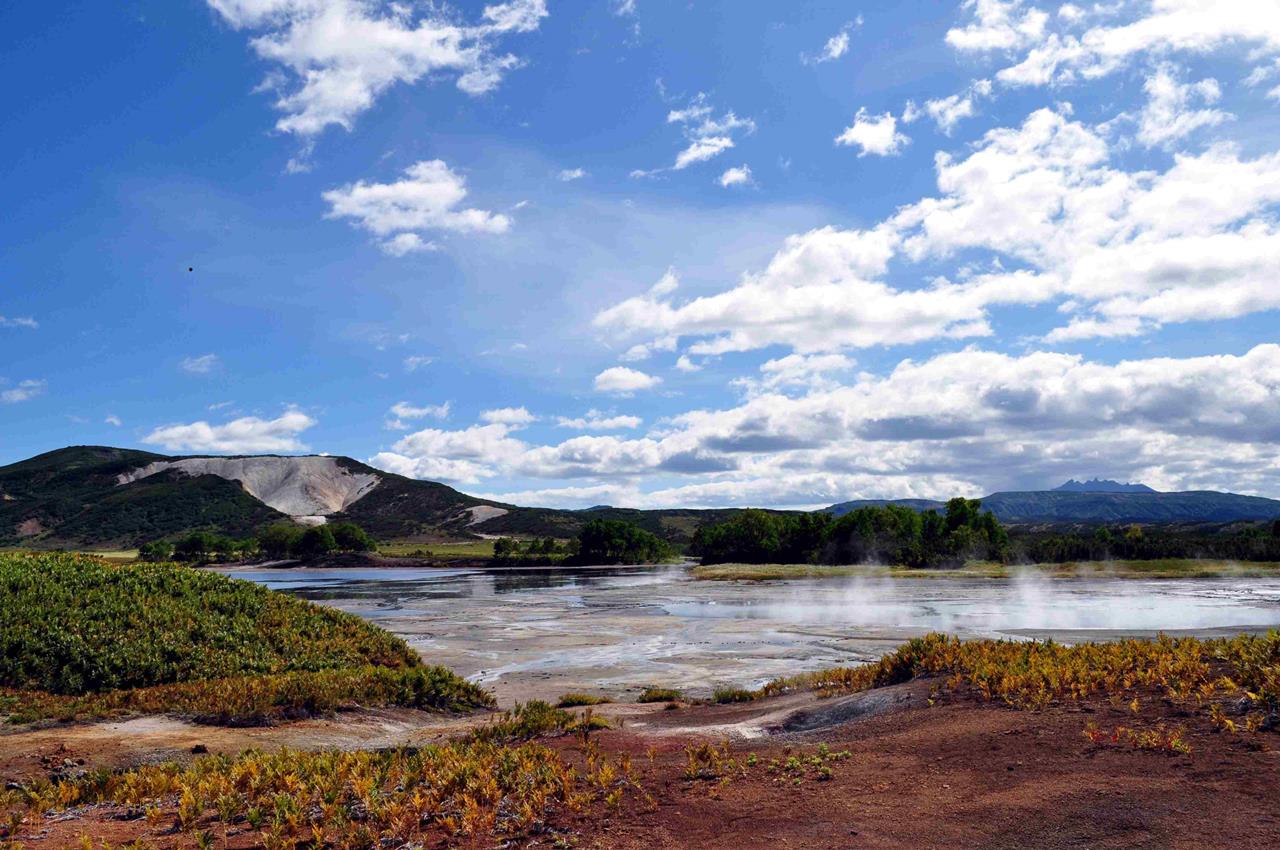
[
  {"left": 948, "top": 0, "right": 1280, "bottom": 88},
  {"left": 481, "top": 406, "right": 538, "bottom": 426},
  {"left": 558, "top": 168, "right": 588, "bottom": 181},
  {"left": 718, "top": 165, "right": 754, "bottom": 187},
  {"left": 1, "top": 379, "right": 46, "bottom": 404},
  {"left": 594, "top": 366, "right": 662, "bottom": 395},
  {"left": 324, "top": 159, "right": 509, "bottom": 254},
  {"left": 369, "top": 344, "right": 1280, "bottom": 507},
  {"left": 835, "top": 108, "right": 910, "bottom": 156},
  {"left": 385, "top": 400, "right": 450, "bottom": 430},
  {"left": 1137, "top": 63, "right": 1230, "bottom": 148},
  {"left": 205, "top": 0, "right": 547, "bottom": 140},
  {"left": 105, "top": 414, "right": 123, "bottom": 427},
  {"left": 557, "top": 409, "right": 643, "bottom": 430},
  {"left": 904, "top": 79, "right": 993, "bottom": 134},
  {"left": 142, "top": 410, "right": 316, "bottom": 453},
  {"left": 0, "top": 316, "right": 37, "bottom": 329},
  {"left": 598, "top": 105, "right": 1280, "bottom": 352},
  {"left": 181, "top": 354, "right": 220, "bottom": 374}
]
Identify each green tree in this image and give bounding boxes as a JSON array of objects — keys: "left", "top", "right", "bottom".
[
  {"left": 575, "top": 519, "right": 671, "bottom": 565},
  {"left": 137, "top": 540, "right": 174, "bottom": 562},
  {"left": 330, "top": 522, "right": 374, "bottom": 552},
  {"left": 259, "top": 523, "right": 304, "bottom": 559},
  {"left": 295, "top": 526, "right": 337, "bottom": 557}
]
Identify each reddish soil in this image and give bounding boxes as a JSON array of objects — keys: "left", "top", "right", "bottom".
[{"left": 6, "top": 688, "right": 1279, "bottom": 850}]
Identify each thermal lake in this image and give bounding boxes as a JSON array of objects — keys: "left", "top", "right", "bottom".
[{"left": 221, "top": 564, "right": 1280, "bottom": 703}]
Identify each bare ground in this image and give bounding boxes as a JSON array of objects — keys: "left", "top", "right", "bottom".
[{"left": 4, "top": 685, "right": 1279, "bottom": 849}]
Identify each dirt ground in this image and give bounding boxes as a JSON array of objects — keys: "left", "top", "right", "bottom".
[{"left": 4, "top": 685, "right": 1278, "bottom": 850}]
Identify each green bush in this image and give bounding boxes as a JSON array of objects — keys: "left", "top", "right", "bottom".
[{"left": 0, "top": 552, "right": 421, "bottom": 694}]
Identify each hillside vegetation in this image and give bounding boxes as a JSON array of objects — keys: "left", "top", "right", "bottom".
[{"left": 0, "top": 552, "right": 490, "bottom": 724}]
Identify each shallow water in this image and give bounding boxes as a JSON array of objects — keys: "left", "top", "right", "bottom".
[{"left": 221, "top": 564, "right": 1280, "bottom": 702}]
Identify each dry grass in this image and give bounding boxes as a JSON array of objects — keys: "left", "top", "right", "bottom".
[
  {"left": 764, "top": 632, "right": 1280, "bottom": 734},
  {"left": 377, "top": 539, "right": 496, "bottom": 558}
]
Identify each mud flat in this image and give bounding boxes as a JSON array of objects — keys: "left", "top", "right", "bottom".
[{"left": 218, "top": 564, "right": 1280, "bottom": 704}]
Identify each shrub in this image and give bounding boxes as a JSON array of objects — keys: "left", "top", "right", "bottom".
[
  {"left": 712, "top": 687, "right": 755, "bottom": 704},
  {"left": 637, "top": 687, "right": 682, "bottom": 704},
  {"left": 557, "top": 692, "right": 612, "bottom": 708}
]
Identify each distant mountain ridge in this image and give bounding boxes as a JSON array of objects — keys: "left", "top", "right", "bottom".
[
  {"left": 825, "top": 488, "right": 1280, "bottom": 525},
  {"left": 1054, "top": 479, "right": 1157, "bottom": 494},
  {"left": 5, "top": 447, "right": 1280, "bottom": 548}
]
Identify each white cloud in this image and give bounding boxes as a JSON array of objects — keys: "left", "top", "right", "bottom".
[
  {"left": 805, "top": 18, "right": 862, "bottom": 64},
  {"left": 637, "top": 94, "right": 756, "bottom": 174},
  {"left": 376, "top": 344, "right": 1280, "bottom": 506},
  {"left": 718, "top": 165, "right": 754, "bottom": 187},
  {"left": 835, "top": 108, "right": 910, "bottom": 156},
  {"left": 380, "top": 233, "right": 438, "bottom": 256},
  {"left": 385, "top": 400, "right": 450, "bottom": 430},
  {"left": 181, "top": 354, "right": 220, "bottom": 374},
  {"left": 1, "top": 379, "right": 45, "bottom": 404},
  {"left": 557, "top": 409, "right": 642, "bottom": 430},
  {"left": 481, "top": 406, "right": 538, "bottom": 426},
  {"left": 954, "top": 0, "right": 1280, "bottom": 88},
  {"left": 600, "top": 106, "right": 1280, "bottom": 352},
  {"left": 370, "top": 422, "right": 528, "bottom": 483},
  {"left": 105, "top": 414, "right": 123, "bottom": 427},
  {"left": 749, "top": 353, "right": 855, "bottom": 394},
  {"left": 142, "top": 410, "right": 316, "bottom": 453},
  {"left": 945, "top": 0, "right": 1049, "bottom": 53},
  {"left": 324, "top": 160, "right": 509, "bottom": 254},
  {"left": 205, "top": 0, "right": 548, "bottom": 139},
  {"left": 909, "top": 80, "right": 993, "bottom": 134},
  {"left": 594, "top": 366, "right": 662, "bottom": 395},
  {"left": 1137, "top": 63, "right": 1230, "bottom": 148},
  {"left": 403, "top": 355, "right": 434, "bottom": 372},
  {"left": 614, "top": 0, "right": 636, "bottom": 15},
  {"left": 0, "top": 316, "right": 37, "bottom": 329},
  {"left": 558, "top": 168, "right": 588, "bottom": 181}
]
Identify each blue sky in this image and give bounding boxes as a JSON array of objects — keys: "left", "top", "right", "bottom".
[{"left": 3, "top": 0, "right": 1280, "bottom": 507}]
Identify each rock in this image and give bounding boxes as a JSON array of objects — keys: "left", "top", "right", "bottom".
[{"left": 190, "top": 744, "right": 208, "bottom": 754}]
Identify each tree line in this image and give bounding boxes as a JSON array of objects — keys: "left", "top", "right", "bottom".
[
  {"left": 139, "top": 522, "right": 375, "bottom": 563},
  {"left": 690, "top": 500, "right": 1010, "bottom": 568},
  {"left": 492, "top": 518, "right": 675, "bottom": 566},
  {"left": 1016, "top": 521, "right": 1280, "bottom": 563}
]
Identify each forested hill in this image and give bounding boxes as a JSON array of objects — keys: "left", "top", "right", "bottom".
[
  {"left": 825, "top": 489, "right": 1280, "bottom": 525},
  {"left": 0, "top": 446, "right": 746, "bottom": 548}
]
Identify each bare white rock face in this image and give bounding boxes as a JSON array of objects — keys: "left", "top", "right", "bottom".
[{"left": 117, "top": 456, "right": 380, "bottom": 519}]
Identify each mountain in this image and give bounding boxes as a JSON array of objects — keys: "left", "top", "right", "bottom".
[
  {"left": 1054, "top": 479, "right": 1157, "bottom": 494},
  {"left": 0, "top": 446, "right": 738, "bottom": 548},
  {"left": 825, "top": 489, "right": 1280, "bottom": 525}
]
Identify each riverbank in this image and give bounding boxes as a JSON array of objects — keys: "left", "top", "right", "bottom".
[{"left": 691, "top": 559, "right": 1280, "bottom": 581}]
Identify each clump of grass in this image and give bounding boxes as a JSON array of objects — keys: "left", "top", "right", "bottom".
[
  {"left": 472, "top": 701, "right": 609, "bottom": 744},
  {"left": 764, "top": 631, "right": 1280, "bottom": 735},
  {"left": 637, "top": 687, "right": 683, "bottom": 704},
  {"left": 1084, "top": 722, "right": 1192, "bottom": 754},
  {"left": 712, "top": 687, "right": 755, "bottom": 704},
  {"left": 557, "top": 692, "right": 612, "bottom": 708},
  {"left": 8, "top": 736, "right": 638, "bottom": 847}
]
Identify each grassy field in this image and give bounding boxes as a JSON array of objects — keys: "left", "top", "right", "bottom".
[
  {"left": 0, "top": 551, "right": 491, "bottom": 724},
  {"left": 378, "top": 539, "right": 497, "bottom": 558},
  {"left": 691, "top": 559, "right": 1280, "bottom": 581}
]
